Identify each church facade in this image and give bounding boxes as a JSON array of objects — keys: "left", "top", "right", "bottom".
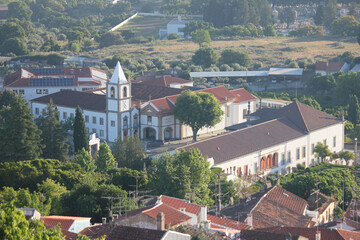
[{"left": 31, "top": 62, "right": 258, "bottom": 143}]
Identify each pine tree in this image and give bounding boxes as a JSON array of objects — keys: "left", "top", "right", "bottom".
[
  {"left": 96, "top": 141, "right": 116, "bottom": 172},
  {"left": 74, "top": 148, "right": 95, "bottom": 172},
  {"left": 36, "top": 99, "right": 69, "bottom": 161},
  {"left": 348, "top": 94, "right": 360, "bottom": 125},
  {"left": 73, "top": 106, "right": 88, "bottom": 153},
  {"left": 0, "top": 90, "right": 43, "bottom": 162}
]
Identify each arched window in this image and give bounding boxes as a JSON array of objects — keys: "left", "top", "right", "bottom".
[
  {"left": 123, "top": 116, "right": 128, "bottom": 129},
  {"left": 123, "top": 86, "right": 127, "bottom": 98},
  {"left": 110, "top": 87, "right": 115, "bottom": 98},
  {"left": 260, "top": 158, "right": 265, "bottom": 171}
]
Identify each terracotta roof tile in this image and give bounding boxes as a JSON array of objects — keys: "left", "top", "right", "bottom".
[
  {"left": 131, "top": 83, "right": 183, "bottom": 102},
  {"left": 105, "top": 225, "right": 165, "bottom": 240},
  {"left": 44, "top": 223, "right": 78, "bottom": 240},
  {"left": 79, "top": 224, "right": 112, "bottom": 239},
  {"left": 315, "top": 61, "right": 346, "bottom": 73},
  {"left": 141, "top": 75, "right": 192, "bottom": 87},
  {"left": 230, "top": 88, "right": 258, "bottom": 103},
  {"left": 41, "top": 216, "right": 91, "bottom": 231},
  {"left": 160, "top": 195, "right": 201, "bottom": 214},
  {"left": 150, "top": 98, "right": 175, "bottom": 113},
  {"left": 240, "top": 229, "right": 302, "bottom": 240},
  {"left": 143, "top": 203, "right": 192, "bottom": 228},
  {"left": 307, "top": 190, "right": 336, "bottom": 214},
  {"left": 207, "top": 214, "right": 249, "bottom": 230}
]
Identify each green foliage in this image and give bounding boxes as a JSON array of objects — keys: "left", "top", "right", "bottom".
[
  {"left": 307, "top": 74, "right": 336, "bottom": 94},
  {"left": 74, "top": 148, "right": 96, "bottom": 172},
  {"left": 35, "top": 100, "right": 69, "bottom": 161},
  {"left": 0, "top": 90, "right": 42, "bottom": 162},
  {"left": 182, "top": 20, "right": 213, "bottom": 37},
  {"left": 263, "top": 25, "right": 276, "bottom": 37},
  {"left": 149, "top": 148, "right": 213, "bottom": 205},
  {"left": 108, "top": 168, "right": 148, "bottom": 192},
  {"left": 314, "top": 5, "right": 325, "bottom": 26},
  {"left": 220, "top": 49, "right": 251, "bottom": 67},
  {"left": 0, "top": 37, "right": 29, "bottom": 56},
  {"left": 41, "top": 39, "right": 61, "bottom": 52},
  {"left": 191, "top": 29, "right": 211, "bottom": 46},
  {"left": 174, "top": 90, "right": 223, "bottom": 141},
  {"left": 192, "top": 46, "right": 218, "bottom": 68},
  {"left": 338, "top": 151, "right": 355, "bottom": 162},
  {"left": 96, "top": 142, "right": 116, "bottom": 172},
  {"left": 330, "top": 15, "right": 360, "bottom": 36},
  {"left": 281, "top": 163, "right": 357, "bottom": 205},
  {"left": 7, "top": 1, "right": 32, "bottom": 21},
  {"left": 37, "top": 179, "right": 68, "bottom": 215},
  {"left": 73, "top": 106, "right": 89, "bottom": 153},
  {"left": 98, "top": 32, "right": 124, "bottom": 48},
  {"left": 112, "top": 135, "right": 147, "bottom": 171},
  {"left": 0, "top": 187, "right": 51, "bottom": 216},
  {"left": 298, "top": 96, "right": 322, "bottom": 110},
  {"left": 288, "top": 25, "right": 324, "bottom": 37},
  {"left": 313, "top": 143, "right": 332, "bottom": 160},
  {"left": 348, "top": 94, "right": 360, "bottom": 124},
  {"left": 0, "top": 21, "right": 26, "bottom": 43},
  {"left": 0, "top": 202, "right": 64, "bottom": 239},
  {"left": 335, "top": 71, "right": 360, "bottom": 104},
  {"left": 167, "top": 33, "right": 181, "bottom": 40},
  {"left": 278, "top": 7, "right": 296, "bottom": 28}
]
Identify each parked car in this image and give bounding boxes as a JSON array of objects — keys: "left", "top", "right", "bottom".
[{"left": 147, "top": 140, "right": 165, "bottom": 147}]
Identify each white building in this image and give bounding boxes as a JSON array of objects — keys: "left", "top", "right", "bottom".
[
  {"left": 315, "top": 62, "right": 350, "bottom": 76},
  {"left": 178, "top": 102, "right": 344, "bottom": 178},
  {"left": 159, "top": 16, "right": 189, "bottom": 39},
  {"left": 4, "top": 67, "right": 108, "bottom": 101},
  {"left": 31, "top": 62, "right": 258, "bottom": 143}
]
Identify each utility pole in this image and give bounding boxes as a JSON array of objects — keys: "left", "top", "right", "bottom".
[
  {"left": 355, "top": 138, "right": 358, "bottom": 166},
  {"left": 218, "top": 173, "right": 221, "bottom": 214}
]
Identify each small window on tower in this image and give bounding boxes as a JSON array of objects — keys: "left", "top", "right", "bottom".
[
  {"left": 110, "top": 87, "right": 115, "bottom": 98},
  {"left": 123, "top": 87, "right": 127, "bottom": 98}
]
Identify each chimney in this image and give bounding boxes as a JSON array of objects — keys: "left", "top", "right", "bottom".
[
  {"left": 315, "top": 230, "right": 321, "bottom": 240},
  {"left": 102, "top": 217, "right": 107, "bottom": 225},
  {"left": 200, "top": 205, "right": 207, "bottom": 222},
  {"left": 157, "top": 212, "right": 165, "bottom": 231},
  {"left": 246, "top": 214, "right": 253, "bottom": 227}
]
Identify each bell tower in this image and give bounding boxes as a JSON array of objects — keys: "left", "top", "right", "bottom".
[{"left": 106, "top": 61, "right": 131, "bottom": 142}]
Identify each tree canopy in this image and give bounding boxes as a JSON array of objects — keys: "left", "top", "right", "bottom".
[
  {"left": 96, "top": 141, "right": 116, "bottom": 172},
  {"left": 192, "top": 46, "right": 219, "bottom": 68},
  {"left": 174, "top": 90, "right": 223, "bottom": 141},
  {"left": 191, "top": 29, "right": 211, "bottom": 46},
  {"left": 220, "top": 49, "right": 251, "bottom": 67},
  {"left": 348, "top": 94, "right": 360, "bottom": 125},
  {"left": 73, "top": 106, "right": 89, "bottom": 153}
]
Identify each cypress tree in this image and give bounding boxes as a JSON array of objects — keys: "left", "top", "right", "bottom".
[
  {"left": 96, "top": 141, "right": 116, "bottom": 172},
  {"left": 36, "top": 99, "right": 69, "bottom": 161},
  {"left": 73, "top": 106, "right": 88, "bottom": 153},
  {"left": 348, "top": 94, "right": 360, "bottom": 125},
  {"left": 0, "top": 90, "right": 43, "bottom": 162},
  {"left": 74, "top": 148, "right": 95, "bottom": 172}
]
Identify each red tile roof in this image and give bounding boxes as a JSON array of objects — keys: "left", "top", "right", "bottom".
[
  {"left": 79, "top": 224, "right": 112, "bottom": 239},
  {"left": 315, "top": 61, "right": 346, "bottom": 73},
  {"left": 105, "top": 225, "right": 166, "bottom": 240},
  {"left": 160, "top": 195, "right": 201, "bottom": 215},
  {"left": 44, "top": 223, "right": 78, "bottom": 240},
  {"left": 240, "top": 229, "right": 302, "bottom": 240},
  {"left": 41, "top": 215, "right": 91, "bottom": 231},
  {"left": 150, "top": 98, "right": 176, "bottom": 113},
  {"left": 142, "top": 203, "right": 192, "bottom": 228},
  {"left": 230, "top": 88, "right": 258, "bottom": 103},
  {"left": 265, "top": 186, "right": 307, "bottom": 215},
  {"left": 207, "top": 214, "right": 250, "bottom": 230},
  {"left": 142, "top": 75, "right": 192, "bottom": 87},
  {"left": 257, "top": 226, "right": 360, "bottom": 240}
]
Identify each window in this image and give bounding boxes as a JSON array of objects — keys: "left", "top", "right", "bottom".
[
  {"left": 311, "top": 143, "right": 315, "bottom": 154},
  {"left": 63, "top": 112, "right": 67, "bottom": 119},
  {"left": 287, "top": 151, "right": 291, "bottom": 163},
  {"left": 13, "top": 90, "right": 18, "bottom": 94},
  {"left": 243, "top": 109, "right": 247, "bottom": 119},
  {"left": 281, "top": 153, "right": 285, "bottom": 165},
  {"left": 70, "top": 113, "right": 74, "bottom": 118},
  {"left": 123, "top": 117, "right": 128, "bottom": 128},
  {"left": 296, "top": 148, "right": 300, "bottom": 160},
  {"left": 147, "top": 116, "right": 152, "bottom": 124},
  {"left": 100, "top": 130, "right": 104, "bottom": 137},
  {"left": 333, "top": 136, "right": 336, "bottom": 147},
  {"left": 100, "top": 117, "right": 104, "bottom": 125},
  {"left": 123, "top": 86, "right": 127, "bottom": 98},
  {"left": 323, "top": 139, "right": 327, "bottom": 146},
  {"left": 19, "top": 89, "right": 24, "bottom": 94},
  {"left": 302, "top": 146, "right": 306, "bottom": 158},
  {"left": 43, "top": 89, "right": 48, "bottom": 94},
  {"left": 110, "top": 87, "right": 115, "bottom": 98},
  {"left": 85, "top": 115, "right": 89, "bottom": 123},
  {"left": 92, "top": 116, "right": 96, "bottom": 124},
  {"left": 134, "top": 115, "right": 138, "bottom": 127},
  {"left": 35, "top": 108, "right": 39, "bottom": 115},
  {"left": 92, "top": 128, "right": 96, "bottom": 134},
  {"left": 36, "top": 89, "right": 42, "bottom": 94},
  {"left": 111, "top": 120, "right": 115, "bottom": 127}
]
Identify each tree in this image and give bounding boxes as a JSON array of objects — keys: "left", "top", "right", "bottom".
[
  {"left": 314, "top": 5, "right": 325, "bottom": 26},
  {"left": 263, "top": 25, "right": 276, "bottom": 37},
  {"left": 191, "top": 29, "right": 211, "bottom": 47},
  {"left": 348, "top": 94, "right": 360, "bottom": 125},
  {"left": 7, "top": 1, "right": 33, "bottom": 21},
  {"left": 0, "top": 22, "right": 26, "bottom": 43},
  {"left": 98, "top": 32, "right": 124, "bottom": 48},
  {"left": 167, "top": 33, "right": 181, "bottom": 40},
  {"left": 0, "top": 90, "right": 42, "bottom": 162},
  {"left": 149, "top": 148, "right": 213, "bottom": 205},
  {"left": 192, "top": 46, "right": 219, "bottom": 68},
  {"left": 338, "top": 151, "right": 355, "bottom": 164},
  {"left": 307, "top": 74, "right": 336, "bottom": 93},
  {"left": 174, "top": 90, "right": 223, "bottom": 141},
  {"left": 313, "top": 143, "right": 332, "bottom": 161},
  {"left": 330, "top": 15, "right": 360, "bottom": 36},
  {"left": 0, "top": 202, "right": 64, "bottom": 240},
  {"left": 0, "top": 38, "right": 29, "bottom": 56},
  {"left": 36, "top": 99, "right": 69, "bottom": 161},
  {"left": 220, "top": 49, "right": 251, "bottom": 67},
  {"left": 349, "top": 2, "right": 358, "bottom": 18},
  {"left": 73, "top": 106, "right": 89, "bottom": 153},
  {"left": 74, "top": 148, "right": 96, "bottom": 172},
  {"left": 324, "top": 0, "right": 338, "bottom": 28},
  {"left": 112, "top": 135, "right": 147, "bottom": 171},
  {"left": 278, "top": 7, "right": 296, "bottom": 28},
  {"left": 37, "top": 179, "right": 68, "bottom": 215},
  {"left": 96, "top": 141, "right": 116, "bottom": 172}
]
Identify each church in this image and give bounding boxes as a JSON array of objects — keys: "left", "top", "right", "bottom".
[{"left": 31, "top": 62, "right": 258, "bottom": 143}]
